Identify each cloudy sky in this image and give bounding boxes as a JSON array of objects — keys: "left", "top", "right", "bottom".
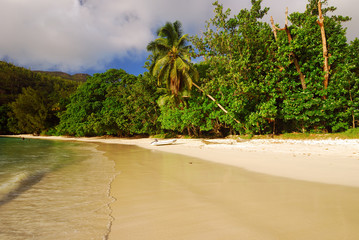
[{"left": 0, "top": 0, "right": 357, "bottom": 75}]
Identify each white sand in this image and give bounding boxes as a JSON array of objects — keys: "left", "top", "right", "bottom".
[{"left": 4, "top": 135, "right": 359, "bottom": 187}]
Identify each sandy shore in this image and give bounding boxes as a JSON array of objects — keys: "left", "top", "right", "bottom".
[
  {"left": 3, "top": 135, "right": 359, "bottom": 239},
  {"left": 3, "top": 135, "right": 359, "bottom": 187}
]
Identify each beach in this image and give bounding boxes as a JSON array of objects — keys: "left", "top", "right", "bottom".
[
  {"left": 7, "top": 135, "right": 359, "bottom": 187},
  {"left": 3, "top": 135, "right": 359, "bottom": 239}
]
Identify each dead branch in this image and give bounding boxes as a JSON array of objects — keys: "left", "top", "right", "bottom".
[
  {"left": 271, "top": 8, "right": 307, "bottom": 90},
  {"left": 317, "top": 0, "right": 330, "bottom": 90}
]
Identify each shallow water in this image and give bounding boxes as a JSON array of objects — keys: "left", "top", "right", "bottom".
[{"left": 0, "top": 137, "right": 115, "bottom": 240}]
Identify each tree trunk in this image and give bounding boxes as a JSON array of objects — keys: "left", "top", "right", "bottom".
[
  {"left": 348, "top": 78, "right": 356, "bottom": 128},
  {"left": 270, "top": 16, "right": 278, "bottom": 41},
  {"left": 293, "top": 57, "right": 307, "bottom": 90},
  {"left": 317, "top": 1, "right": 330, "bottom": 89},
  {"left": 192, "top": 82, "right": 241, "bottom": 124},
  {"left": 352, "top": 113, "right": 356, "bottom": 129},
  {"left": 271, "top": 8, "right": 307, "bottom": 90}
]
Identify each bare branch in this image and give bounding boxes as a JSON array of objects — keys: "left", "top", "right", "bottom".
[
  {"left": 272, "top": 7, "right": 307, "bottom": 90},
  {"left": 317, "top": 0, "right": 330, "bottom": 90}
]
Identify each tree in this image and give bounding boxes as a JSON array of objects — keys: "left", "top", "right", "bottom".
[
  {"left": 147, "top": 20, "right": 240, "bottom": 133},
  {"left": 191, "top": 0, "right": 355, "bottom": 134},
  {"left": 9, "top": 87, "right": 49, "bottom": 134},
  {"left": 57, "top": 69, "right": 160, "bottom": 137},
  {"left": 0, "top": 105, "right": 11, "bottom": 134},
  {"left": 0, "top": 61, "right": 80, "bottom": 134},
  {"left": 191, "top": 0, "right": 274, "bottom": 134},
  {"left": 347, "top": 38, "right": 359, "bottom": 128},
  {"left": 270, "top": 8, "right": 307, "bottom": 90},
  {"left": 279, "top": 0, "right": 352, "bottom": 132},
  {"left": 100, "top": 72, "right": 161, "bottom": 136},
  {"left": 146, "top": 21, "right": 197, "bottom": 98},
  {"left": 57, "top": 69, "right": 127, "bottom": 136}
]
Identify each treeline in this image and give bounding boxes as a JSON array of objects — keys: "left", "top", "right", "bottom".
[
  {"left": 56, "top": 70, "right": 160, "bottom": 136},
  {"left": 187, "top": 0, "right": 359, "bottom": 135},
  {"left": 1, "top": 0, "right": 359, "bottom": 137},
  {"left": 0, "top": 61, "right": 80, "bottom": 134}
]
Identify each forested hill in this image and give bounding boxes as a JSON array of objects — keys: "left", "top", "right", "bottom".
[
  {"left": 33, "top": 71, "right": 89, "bottom": 83},
  {"left": 0, "top": 61, "right": 85, "bottom": 105},
  {"left": 0, "top": 61, "right": 81, "bottom": 134}
]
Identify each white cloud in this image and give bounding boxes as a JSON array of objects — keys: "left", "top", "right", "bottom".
[
  {"left": 0, "top": 0, "right": 357, "bottom": 73},
  {"left": 0, "top": 0, "right": 155, "bottom": 72},
  {"left": 262, "top": 0, "right": 358, "bottom": 42}
]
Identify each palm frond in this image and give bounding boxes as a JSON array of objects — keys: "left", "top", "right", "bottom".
[
  {"left": 147, "top": 54, "right": 159, "bottom": 74},
  {"left": 158, "top": 62, "right": 170, "bottom": 87},
  {"left": 175, "top": 57, "right": 189, "bottom": 70},
  {"left": 158, "top": 22, "right": 178, "bottom": 46},
  {"left": 180, "top": 69, "right": 193, "bottom": 90},
  {"left": 153, "top": 55, "right": 170, "bottom": 77},
  {"left": 146, "top": 41, "right": 157, "bottom": 52},
  {"left": 173, "top": 21, "right": 183, "bottom": 39},
  {"left": 147, "top": 38, "right": 171, "bottom": 54},
  {"left": 177, "top": 34, "right": 189, "bottom": 48},
  {"left": 170, "top": 61, "right": 179, "bottom": 95},
  {"left": 157, "top": 94, "right": 175, "bottom": 107}
]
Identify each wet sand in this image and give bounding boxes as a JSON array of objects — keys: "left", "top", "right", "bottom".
[
  {"left": 99, "top": 143, "right": 359, "bottom": 240},
  {"left": 4, "top": 135, "right": 359, "bottom": 239}
]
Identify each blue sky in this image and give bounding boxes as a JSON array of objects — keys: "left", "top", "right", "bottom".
[{"left": 0, "top": 0, "right": 357, "bottom": 76}]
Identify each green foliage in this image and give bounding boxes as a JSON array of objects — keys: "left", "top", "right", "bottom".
[
  {"left": 9, "top": 87, "right": 49, "bottom": 134},
  {"left": 147, "top": 20, "right": 198, "bottom": 99},
  {"left": 57, "top": 70, "right": 160, "bottom": 137},
  {"left": 191, "top": 0, "right": 275, "bottom": 134},
  {"left": 189, "top": 0, "right": 359, "bottom": 135},
  {"left": 8, "top": 79, "right": 79, "bottom": 134},
  {"left": 277, "top": 0, "right": 354, "bottom": 133},
  {"left": 343, "top": 127, "right": 359, "bottom": 138},
  {"left": 0, "top": 105, "right": 11, "bottom": 134},
  {"left": 0, "top": 61, "right": 80, "bottom": 134},
  {"left": 0, "top": 61, "right": 38, "bottom": 105}
]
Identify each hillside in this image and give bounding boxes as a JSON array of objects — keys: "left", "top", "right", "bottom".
[
  {"left": 0, "top": 61, "right": 85, "bottom": 105},
  {"left": 0, "top": 61, "right": 82, "bottom": 134},
  {"left": 33, "top": 71, "right": 89, "bottom": 82}
]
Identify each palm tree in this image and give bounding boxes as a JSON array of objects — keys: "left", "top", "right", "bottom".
[
  {"left": 147, "top": 21, "right": 197, "bottom": 97},
  {"left": 147, "top": 21, "right": 240, "bottom": 124}
]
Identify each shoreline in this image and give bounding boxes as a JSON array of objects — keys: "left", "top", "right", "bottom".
[{"left": 2, "top": 135, "right": 359, "bottom": 187}]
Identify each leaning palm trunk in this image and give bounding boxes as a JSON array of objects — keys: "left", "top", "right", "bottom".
[{"left": 192, "top": 82, "right": 240, "bottom": 124}]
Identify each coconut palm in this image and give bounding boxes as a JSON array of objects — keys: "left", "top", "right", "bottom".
[
  {"left": 147, "top": 21, "right": 240, "bottom": 123},
  {"left": 147, "top": 21, "right": 197, "bottom": 97}
]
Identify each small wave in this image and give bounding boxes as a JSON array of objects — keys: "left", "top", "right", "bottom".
[{"left": 0, "top": 171, "right": 47, "bottom": 206}]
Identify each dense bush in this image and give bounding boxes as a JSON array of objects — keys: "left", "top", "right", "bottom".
[
  {"left": 0, "top": 61, "right": 79, "bottom": 134},
  {"left": 57, "top": 69, "right": 160, "bottom": 137}
]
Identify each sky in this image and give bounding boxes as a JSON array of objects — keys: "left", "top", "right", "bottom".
[{"left": 0, "top": 0, "right": 357, "bottom": 76}]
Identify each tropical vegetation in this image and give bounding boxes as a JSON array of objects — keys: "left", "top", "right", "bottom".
[
  {"left": 1, "top": 0, "right": 358, "bottom": 138},
  {"left": 0, "top": 61, "right": 80, "bottom": 134}
]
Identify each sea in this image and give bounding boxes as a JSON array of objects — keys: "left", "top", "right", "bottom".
[{"left": 0, "top": 137, "right": 115, "bottom": 240}]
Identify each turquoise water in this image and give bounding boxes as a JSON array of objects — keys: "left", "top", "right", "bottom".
[{"left": 0, "top": 137, "right": 115, "bottom": 240}]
